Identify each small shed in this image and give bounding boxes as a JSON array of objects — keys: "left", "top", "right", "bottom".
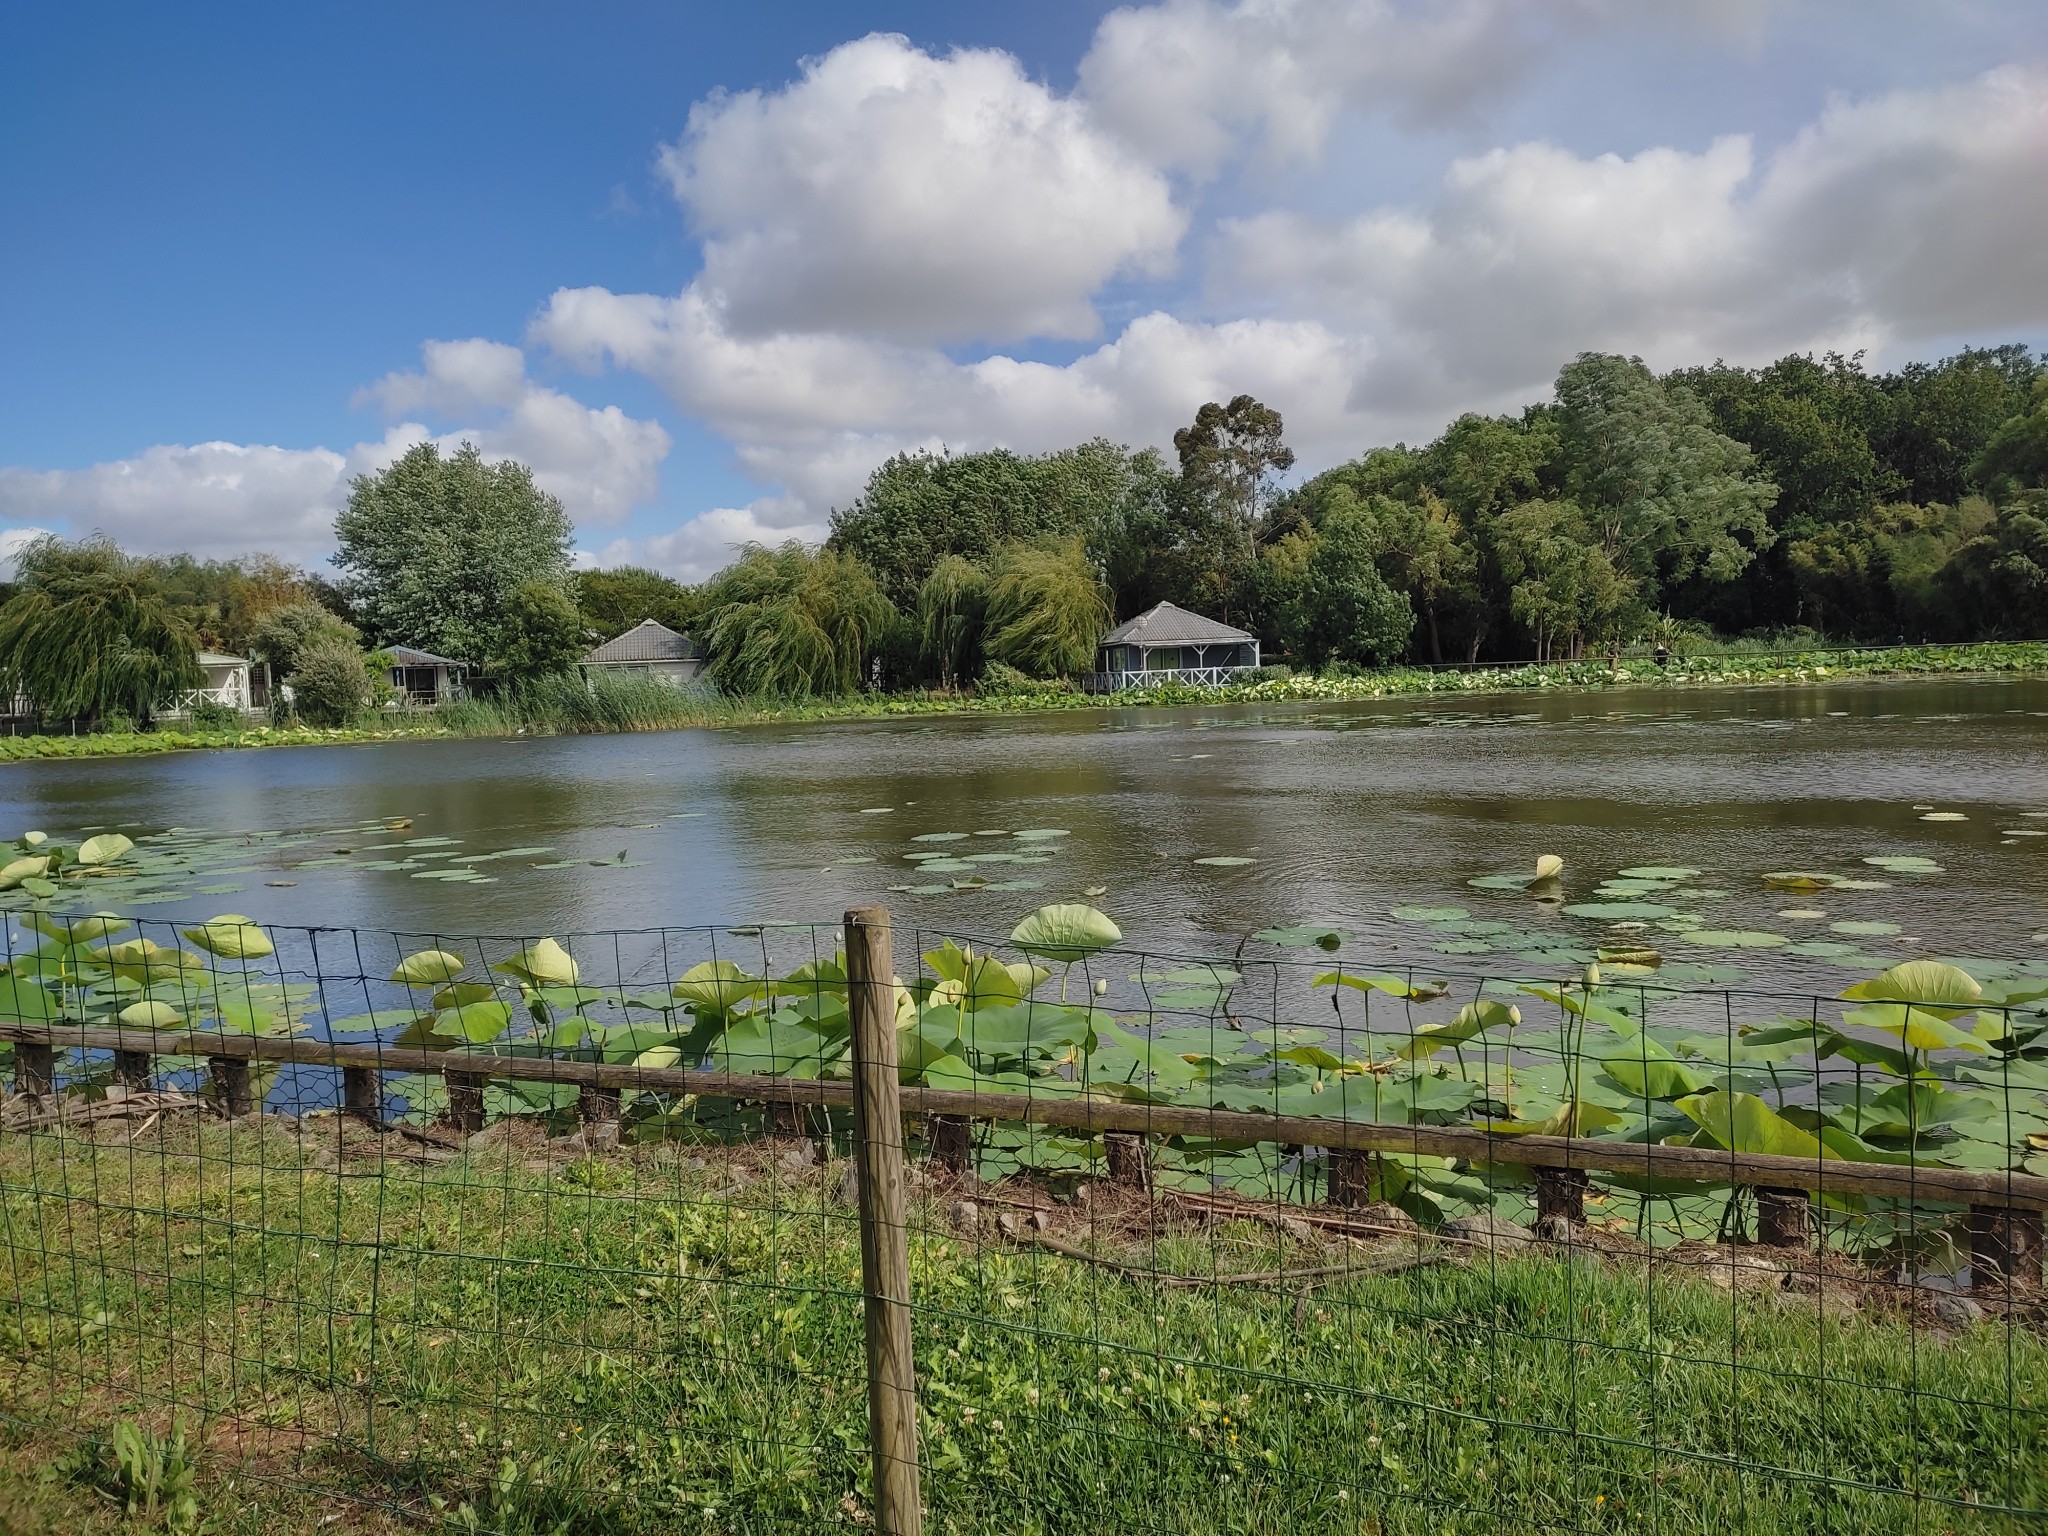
[
  {"left": 183, "top": 652, "right": 252, "bottom": 715},
  {"left": 581, "top": 620, "right": 708, "bottom": 687},
  {"left": 1092, "top": 603, "right": 1260, "bottom": 691},
  {"left": 385, "top": 646, "right": 466, "bottom": 707}
]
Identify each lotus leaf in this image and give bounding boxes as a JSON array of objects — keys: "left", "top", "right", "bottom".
[
  {"left": 1862, "top": 855, "right": 1943, "bottom": 874},
  {"left": 1484, "top": 1099, "right": 1623, "bottom": 1138},
  {"left": 1841, "top": 960, "right": 1982, "bottom": 1010},
  {"left": 667, "top": 960, "right": 762, "bottom": 1015},
  {"left": 90, "top": 939, "right": 205, "bottom": 984},
  {"left": 1562, "top": 901, "right": 1678, "bottom": 919},
  {"left": 1617, "top": 866, "right": 1700, "bottom": 879},
  {"left": 1395, "top": 1000, "right": 1519, "bottom": 1061},
  {"left": 117, "top": 1000, "right": 184, "bottom": 1029},
  {"left": 182, "top": 915, "right": 275, "bottom": 960},
  {"left": 1391, "top": 905, "right": 1468, "bottom": 922},
  {"left": 1840, "top": 1003, "right": 1989, "bottom": 1054},
  {"left": 21, "top": 877, "right": 59, "bottom": 897},
  {"left": 1599, "top": 1038, "right": 1711, "bottom": 1100},
  {"left": 493, "top": 938, "right": 580, "bottom": 987},
  {"left": 429, "top": 982, "right": 500, "bottom": 1011},
  {"left": 1685, "top": 930, "right": 1789, "bottom": 949},
  {"left": 25, "top": 911, "right": 128, "bottom": 945},
  {"left": 1678, "top": 1090, "right": 1830, "bottom": 1159},
  {"left": 441, "top": 1000, "right": 514, "bottom": 1044},
  {"left": 0, "top": 856, "right": 52, "bottom": 890},
  {"left": 1193, "top": 856, "right": 1256, "bottom": 866},
  {"left": 391, "top": 950, "right": 468, "bottom": 986},
  {"left": 1314, "top": 970, "right": 1445, "bottom": 1001},
  {"left": 1010, "top": 904, "right": 1121, "bottom": 963},
  {"left": 76, "top": 834, "right": 134, "bottom": 866}
]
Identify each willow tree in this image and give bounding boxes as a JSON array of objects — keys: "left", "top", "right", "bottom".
[
  {"left": 700, "top": 543, "right": 897, "bottom": 697},
  {"left": 916, "top": 555, "right": 987, "bottom": 688},
  {"left": 0, "top": 535, "right": 203, "bottom": 726},
  {"left": 981, "top": 539, "right": 1110, "bottom": 679}
]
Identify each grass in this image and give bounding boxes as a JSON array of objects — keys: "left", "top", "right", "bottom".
[
  {"left": 0, "top": 1119, "right": 2042, "bottom": 1535},
  {"left": 1, "top": 639, "right": 2045, "bottom": 762}
]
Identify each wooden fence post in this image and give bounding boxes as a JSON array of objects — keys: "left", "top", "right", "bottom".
[
  {"left": 1326, "top": 1148, "right": 1375, "bottom": 1208},
  {"left": 846, "top": 906, "right": 922, "bottom": 1536},
  {"left": 927, "top": 1115, "right": 972, "bottom": 1174},
  {"left": 208, "top": 1056, "right": 255, "bottom": 1117},
  {"left": 342, "top": 1066, "right": 381, "bottom": 1122},
  {"left": 1534, "top": 1167, "right": 1589, "bottom": 1228},
  {"left": 1755, "top": 1187, "right": 1812, "bottom": 1249},
  {"left": 1969, "top": 1205, "right": 2043, "bottom": 1293},
  {"left": 13, "top": 1042, "right": 54, "bottom": 1100},
  {"left": 1105, "top": 1131, "right": 1152, "bottom": 1190},
  {"left": 112, "top": 1050, "right": 153, "bottom": 1094},
  {"left": 445, "top": 1070, "right": 487, "bottom": 1134}
]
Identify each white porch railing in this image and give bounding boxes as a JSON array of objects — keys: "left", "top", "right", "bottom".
[{"left": 1084, "top": 665, "right": 1258, "bottom": 693}]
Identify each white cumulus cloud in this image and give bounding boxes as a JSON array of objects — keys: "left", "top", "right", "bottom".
[
  {"left": 583, "top": 496, "right": 826, "bottom": 585},
  {"left": 0, "top": 342, "right": 672, "bottom": 563},
  {"left": 664, "top": 33, "right": 1185, "bottom": 344}
]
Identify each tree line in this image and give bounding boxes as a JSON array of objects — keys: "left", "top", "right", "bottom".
[{"left": 2, "top": 343, "right": 2043, "bottom": 724}]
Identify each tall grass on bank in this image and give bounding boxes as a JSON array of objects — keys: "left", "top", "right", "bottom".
[
  {"left": 439, "top": 669, "right": 739, "bottom": 735},
  {"left": 1, "top": 1125, "right": 2040, "bottom": 1535}
]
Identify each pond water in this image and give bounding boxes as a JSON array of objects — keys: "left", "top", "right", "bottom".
[{"left": 4, "top": 675, "right": 2047, "bottom": 987}]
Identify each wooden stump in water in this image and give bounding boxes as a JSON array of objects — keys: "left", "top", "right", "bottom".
[
  {"left": 1105, "top": 1132, "right": 1152, "bottom": 1190},
  {"left": 1534, "top": 1167, "right": 1588, "bottom": 1227},
  {"left": 1755, "top": 1187, "right": 1812, "bottom": 1249},
  {"left": 928, "top": 1115, "right": 973, "bottom": 1174},
  {"left": 1969, "top": 1206, "right": 2043, "bottom": 1293},
  {"left": 208, "top": 1056, "right": 254, "bottom": 1118}
]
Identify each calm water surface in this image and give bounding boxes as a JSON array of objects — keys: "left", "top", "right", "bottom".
[{"left": 4, "top": 677, "right": 2046, "bottom": 980}]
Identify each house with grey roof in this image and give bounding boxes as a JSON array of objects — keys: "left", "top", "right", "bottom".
[
  {"left": 581, "top": 619, "right": 708, "bottom": 688},
  {"left": 1090, "top": 602, "right": 1260, "bottom": 691},
  {"left": 384, "top": 646, "right": 466, "bottom": 707}
]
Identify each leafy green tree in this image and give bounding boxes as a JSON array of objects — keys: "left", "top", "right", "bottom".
[
  {"left": 980, "top": 539, "right": 1110, "bottom": 679},
  {"left": 699, "top": 544, "right": 897, "bottom": 697},
  {"left": 0, "top": 536, "right": 203, "bottom": 727},
  {"left": 1971, "top": 378, "right": 2048, "bottom": 497},
  {"left": 1264, "top": 503, "right": 1414, "bottom": 668},
  {"left": 573, "top": 565, "right": 702, "bottom": 639},
  {"left": 1877, "top": 344, "right": 2042, "bottom": 504},
  {"left": 1785, "top": 500, "right": 1989, "bottom": 640},
  {"left": 1944, "top": 493, "right": 2048, "bottom": 637},
  {"left": 333, "top": 442, "right": 576, "bottom": 670},
  {"left": 248, "top": 601, "right": 358, "bottom": 679},
  {"left": 290, "top": 634, "right": 379, "bottom": 725},
  {"left": 1554, "top": 354, "right": 1778, "bottom": 602},
  {"left": 828, "top": 440, "right": 1147, "bottom": 609},
  {"left": 915, "top": 555, "right": 987, "bottom": 688},
  {"left": 1157, "top": 394, "right": 1296, "bottom": 616},
  {"left": 1491, "top": 500, "right": 1639, "bottom": 660},
  {"left": 496, "top": 579, "right": 586, "bottom": 683}
]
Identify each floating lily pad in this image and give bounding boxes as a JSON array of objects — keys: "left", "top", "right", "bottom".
[
  {"left": 1466, "top": 874, "right": 1530, "bottom": 891},
  {"left": 1862, "top": 855, "right": 1943, "bottom": 873},
  {"left": 1777, "top": 908, "right": 1826, "bottom": 919},
  {"left": 1561, "top": 901, "right": 1678, "bottom": 919},
  {"left": 1616, "top": 866, "right": 1700, "bottom": 879},
  {"left": 1831, "top": 920, "right": 1900, "bottom": 936},
  {"left": 1784, "top": 939, "right": 1858, "bottom": 957},
  {"left": 1013, "top": 829, "right": 1071, "bottom": 841},
  {"left": 1686, "top": 930, "right": 1789, "bottom": 949},
  {"left": 910, "top": 832, "right": 969, "bottom": 843},
  {"left": 1919, "top": 812, "right": 1968, "bottom": 822},
  {"left": 1193, "top": 856, "right": 1256, "bottom": 866},
  {"left": 1433, "top": 939, "right": 1497, "bottom": 955},
  {"left": 1391, "top": 905, "right": 1468, "bottom": 922},
  {"left": 1254, "top": 925, "right": 1349, "bottom": 949},
  {"left": 1832, "top": 878, "right": 1892, "bottom": 890}
]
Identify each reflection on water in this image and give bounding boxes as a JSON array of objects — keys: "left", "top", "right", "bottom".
[{"left": 3, "top": 676, "right": 2046, "bottom": 981}]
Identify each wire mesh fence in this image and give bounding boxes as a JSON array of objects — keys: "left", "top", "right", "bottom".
[{"left": 1, "top": 905, "right": 2044, "bottom": 1534}]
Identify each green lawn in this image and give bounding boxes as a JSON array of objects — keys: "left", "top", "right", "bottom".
[{"left": 0, "top": 1118, "right": 2042, "bottom": 1535}]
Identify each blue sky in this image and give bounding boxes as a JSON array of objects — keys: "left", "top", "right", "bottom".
[{"left": 3, "top": 1, "right": 2044, "bottom": 578}]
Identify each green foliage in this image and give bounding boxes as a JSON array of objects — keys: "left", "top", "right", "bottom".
[
  {"left": 333, "top": 441, "right": 575, "bottom": 668},
  {"left": 698, "top": 543, "right": 897, "bottom": 697},
  {"left": 829, "top": 439, "right": 1149, "bottom": 609},
  {"left": 1261, "top": 499, "right": 1415, "bottom": 667},
  {"left": 916, "top": 554, "right": 987, "bottom": 687},
  {"left": 248, "top": 599, "right": 357, "bottom": 677},
  {"left": 495, "top": 578, "right": 586, "bottom": 683},
  {"left": 0, "top": 535, "right": 204, "bottom": 726},
  {"left": 289, "top": 634, "right": 378, "bottom": 725},
  {"left": 980, "top": 538, "right": 1110, "bottom": 678},
  {"left": 1972, "top": 376, "right": 2048, "bottom": 496},
  {"left": 109, "top": 1418, "right": 200, "bottom": 1533},
  {"left": 572, "top": 565, "right": 701, "bottom": 638}
]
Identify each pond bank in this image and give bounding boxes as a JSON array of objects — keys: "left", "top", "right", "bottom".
[{"left": 4, "top": 639, "right": 2044, "bottom": 761}]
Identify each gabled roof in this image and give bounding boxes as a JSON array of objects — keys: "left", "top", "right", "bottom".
[
  {"left": 1101, "top": 601, "right": 1254, "bottom": 648},
  {"left": 386, "top": 645, "right": 463, "bottom": 668},
  {"left": 196, "top": 651, "right": 247, "bottom": 667},
  {"left": 583, "top": 619, "right": 705, "bottom": 665}
]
